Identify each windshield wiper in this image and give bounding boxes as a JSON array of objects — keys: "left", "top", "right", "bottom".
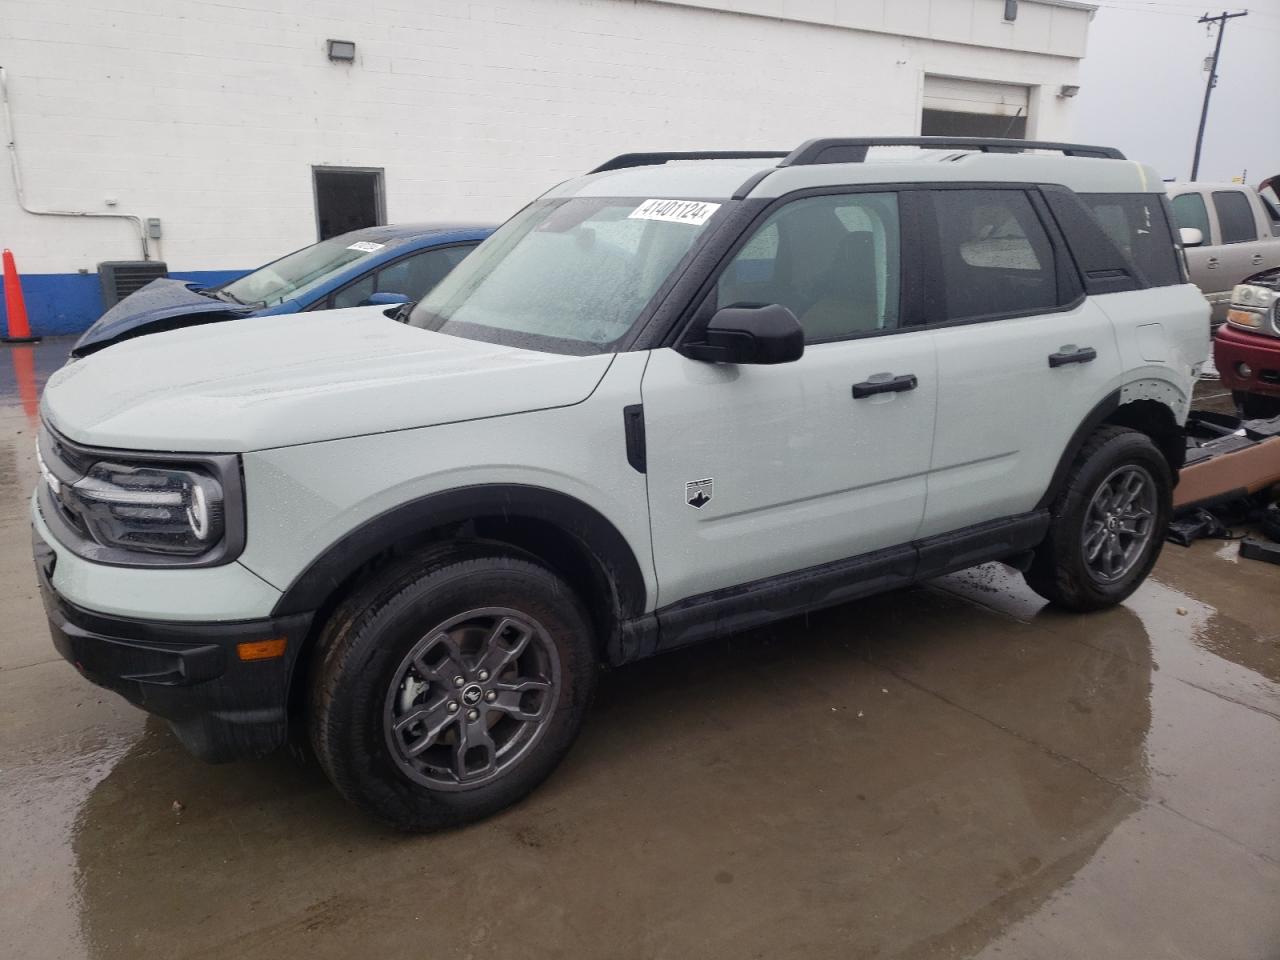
[{"left": 213, "top": 289, "right": 247, "bottom": 305}]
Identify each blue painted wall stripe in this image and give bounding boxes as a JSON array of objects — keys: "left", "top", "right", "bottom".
[{"left": 0, "top": 270, "right": 249, "bottom": 337}]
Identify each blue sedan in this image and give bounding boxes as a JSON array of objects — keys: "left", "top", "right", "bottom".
[{"left": 72, "top": 223, "right": 495, "bottom": 356}]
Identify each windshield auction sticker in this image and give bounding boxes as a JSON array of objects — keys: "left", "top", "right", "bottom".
[
  {"left": 347, "top": 241, "right": 385, "bottom": 253},
  {"left": 628, "top": 199, "right": 721, "bottom": 226}
]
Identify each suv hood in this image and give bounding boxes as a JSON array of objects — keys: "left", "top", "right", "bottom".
[
  {"left": 43, "top": 307, "right": 615, "bottom": 451},
  {"left": 73, "top": 278, "right": 256, "bottom": 356}
]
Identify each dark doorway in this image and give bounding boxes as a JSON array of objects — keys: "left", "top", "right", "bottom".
[
  {"left": 920, "top": 109, "right": 1027, "bottom": 139},
  {"left": 313, "top": 167, "right": 385, "bottom": 240}
]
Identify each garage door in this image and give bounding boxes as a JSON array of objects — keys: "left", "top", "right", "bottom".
[{"left": 921, "top": 76, "right": 1029, "bottom": 139}]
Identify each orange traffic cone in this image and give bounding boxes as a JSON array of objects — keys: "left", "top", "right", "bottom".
[{"left": 2, "top": 249, "right": 41, "bottom": 343}]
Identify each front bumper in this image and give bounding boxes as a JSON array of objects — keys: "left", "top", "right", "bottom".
[
  {"left": 34, "top": 528, "right": 313, "bottom": 762},
  {"left": 1214, "top": 324, "right": 1280, "bottom": 397}
]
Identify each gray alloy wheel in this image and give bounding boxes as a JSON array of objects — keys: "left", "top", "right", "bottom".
[
  {"left": 383, "top": 607, "right": 561, "bottom": 792},
  {"left": 1081, "top": 464, "right": 1157, "bottom": 585}
]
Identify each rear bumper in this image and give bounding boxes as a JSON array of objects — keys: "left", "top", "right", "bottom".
[
  {"left": 34, "top": 528, "right": 312, "bottom": 762},
  {"left": 1214, "top": 324, "right": 1280, "bottom": 397}
]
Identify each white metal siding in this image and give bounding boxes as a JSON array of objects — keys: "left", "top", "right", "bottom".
[{"left": 0, "top": 0, "right": 1089, "bottom": 277}]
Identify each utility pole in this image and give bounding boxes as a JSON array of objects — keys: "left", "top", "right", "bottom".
[{"left": 1191, "top": 9, "right": 1247, "bottom": 181}]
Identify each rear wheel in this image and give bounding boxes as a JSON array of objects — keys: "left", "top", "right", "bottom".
[
  {"left": 1024, "top": 426, "right": 1171, "bottom": 611},
  {"left": 309, "top": 547, "right": 597, "bottom": 831}
]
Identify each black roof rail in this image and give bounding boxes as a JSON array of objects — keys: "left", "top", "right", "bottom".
[
  {"left": 590, "top": 151, "right": 789, "bottom": 174},
  {"left": 780, "top": 137, "right": 1126, "bottom": 166}
]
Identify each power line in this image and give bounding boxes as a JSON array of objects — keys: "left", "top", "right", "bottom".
[{"left": 1191, "top": 10, "right": 1248, "bottom": 181}]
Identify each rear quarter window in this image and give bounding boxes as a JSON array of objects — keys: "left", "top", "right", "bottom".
[{"left": 1080, "top": 194, "right": 1181, "bottom": 287}]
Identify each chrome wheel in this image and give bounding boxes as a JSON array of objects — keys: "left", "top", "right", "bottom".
[
  {"left": 383, "top": 607, "right": 560, "bottom": 792},
  {"left": 1082, "top": 464, "right": 1157, "bottom": 584}
]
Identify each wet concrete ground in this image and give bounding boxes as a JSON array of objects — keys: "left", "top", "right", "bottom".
[{"left": 2, "top": 339, "right": 1278, "bottom": 959}]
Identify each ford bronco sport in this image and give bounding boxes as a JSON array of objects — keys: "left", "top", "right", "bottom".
[{"left": 33, "top": 137, "right": 1209, "bottom": 830}]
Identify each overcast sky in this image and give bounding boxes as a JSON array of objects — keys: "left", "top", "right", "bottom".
[{"left": 1074, "top": 1, "right": 1280, "bottom": 184}]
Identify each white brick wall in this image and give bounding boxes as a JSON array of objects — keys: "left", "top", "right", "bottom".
[{"left": 0, "top": 0, "right": 1087, "bottom": 275}]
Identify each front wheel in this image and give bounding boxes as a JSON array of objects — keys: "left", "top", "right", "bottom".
[
  {"left": 309, "top": 547, "right": 597, "bottom": 831},
  {"left": 1024, "top": 426, "right": 1172, "bottom": 612}
]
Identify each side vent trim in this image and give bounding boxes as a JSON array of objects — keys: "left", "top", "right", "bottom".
[{"left": 623, "top": 404, "right": 646, "bottom": 474}]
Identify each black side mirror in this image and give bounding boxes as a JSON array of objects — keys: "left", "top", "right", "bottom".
[{"left": 680, "top": 304, "right": 804, "bottom": 365}]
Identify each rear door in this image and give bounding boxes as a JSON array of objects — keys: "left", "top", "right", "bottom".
[
  {"left": 919, "top": 187, "right": 1123, "bottom": 539},
  {"left": 1210, "top": 189, "right": 1262, "bottom": 288},
  {"left": 1211, "top": 188, "right": 1280, "bottom": 281}
]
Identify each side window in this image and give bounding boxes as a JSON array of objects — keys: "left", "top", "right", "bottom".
[
  {"left": 716, "top": 193, "right": 900, "bottom": 343},
  {"left": 1170, "top": 193, "right": 1212, "bottom": 240},
  {"left": 376, "top": 245, "right": 476, "bottom": 299},
  {"left": 1212, "top": 191, "right": 1258, "bottom": 244},
  {"left": 1080, "top": 193, "right": 1181, "bottom": 287},
  {"left": 330, "top": 273, "right": 375, "bottom": 309},
  {"left": 932, "top": 190, "right": 1058, "bottom": 321}
]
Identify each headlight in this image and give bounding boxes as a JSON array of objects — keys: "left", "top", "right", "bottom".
[
  {"left": 1233, "top": 284, "right": 1276, "bottom": 308},
  {"left": 36, "top": 423, "right": 244, "bottom": 567},
  {"left": 68, "top": 462, "right": 225, "bottom": 555}
]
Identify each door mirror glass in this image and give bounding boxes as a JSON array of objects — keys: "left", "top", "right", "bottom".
[
  {"left": 1178, "top": 226, "right": 1204, "bottom": 247},
  {"left": 681, "top": 304, "right": 804, "bottom": 364},
  {"left": 362, "top": 291, "right": 411, "bottom": 307}
]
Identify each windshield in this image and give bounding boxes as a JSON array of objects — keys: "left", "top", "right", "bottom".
[
  {"left": 218, "top": 234, "right": 389, "bottom": 307},
  {"left": 407, "top": 197, "right": 723, "bottom": 353}
]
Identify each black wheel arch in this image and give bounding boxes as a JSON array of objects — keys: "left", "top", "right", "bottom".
[
  {"left": 1037, "top": 389, "right": 1186, "bottom": 512},
  {"left": 272, "top": 484, "right": 649, "bottom": 655}
]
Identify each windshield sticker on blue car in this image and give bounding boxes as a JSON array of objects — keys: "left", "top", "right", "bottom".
[
  {"left": 347, "top": 241, "right": 385, "bottom": 253},
  {"left": 629, "top": 199, "right": 720, "bottom": 226}
]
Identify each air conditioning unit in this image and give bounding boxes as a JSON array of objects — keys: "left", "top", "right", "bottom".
[{"left": 97, "top": 261, "right": 168, "bottom": 308}]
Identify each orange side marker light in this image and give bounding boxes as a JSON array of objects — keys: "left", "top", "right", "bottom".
[{"left": 237, "top": 637, "right": 288, "bottom": 661}]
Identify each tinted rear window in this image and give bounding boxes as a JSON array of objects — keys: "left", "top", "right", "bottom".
[
  {"left": 1080, "top": 194, "right": 1181, "bottom": 287},
  {"left": 1212, "top": 190, "right": 1257, "bottom": 244}
]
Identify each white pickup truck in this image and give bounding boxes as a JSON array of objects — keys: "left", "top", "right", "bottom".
[{"left": 1167, "top": 177, "right": 1280, "bottom": 326}]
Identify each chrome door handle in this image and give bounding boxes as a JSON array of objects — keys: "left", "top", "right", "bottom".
[
  {"left": 1253, "top": 254, "right": 1266, "bottom": 264},
  {"left": 1048, "top": 346, "right": 1097, "bottom": 368},
  {"left": 852, "top": 373, "right": 918, "bottom": 398},
  {"left": 1206, "top": 258, "right": 1219, "bottom": 269}
]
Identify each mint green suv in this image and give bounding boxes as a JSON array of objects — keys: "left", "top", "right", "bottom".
[{"left": 33, "top": 138, "right": 1208, "bottom": 829}]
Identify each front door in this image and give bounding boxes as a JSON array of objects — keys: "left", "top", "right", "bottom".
[{"left": 640, "top": 191, "right": 938, "bottom": 607}]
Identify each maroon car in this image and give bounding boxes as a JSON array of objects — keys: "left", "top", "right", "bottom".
[{"left": 1216, "top": 266, "right": 1280, "bottom": 418}]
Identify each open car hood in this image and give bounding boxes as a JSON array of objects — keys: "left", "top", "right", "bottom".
[
  {"left": 43, "top": 306, "right": 614, "bottom": 451},
  {"left": 72, "top": 278, "right": 257, "bottom": 356}
]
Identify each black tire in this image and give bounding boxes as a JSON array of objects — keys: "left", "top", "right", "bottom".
[
  {"left": 1024, "top": 426, "right": 1172, "bottom": 612},
  {"left": 308, "top": 545, "right": 597, "bottom": 831},
  {"left": 1235, "top": 391, "right": 1280, "bottom": 420}
]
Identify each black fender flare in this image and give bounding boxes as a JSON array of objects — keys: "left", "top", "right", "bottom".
[
  {"left": 269, "top": 484, "right": 649, "bottom": 622},
  {"left": 1035, "top": 390, "right": 1121, "bottom": 512}
]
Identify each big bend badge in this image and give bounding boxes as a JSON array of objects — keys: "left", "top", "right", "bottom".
[{"left": 685, "top": 478, "right": 713, "bottom": 509}]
